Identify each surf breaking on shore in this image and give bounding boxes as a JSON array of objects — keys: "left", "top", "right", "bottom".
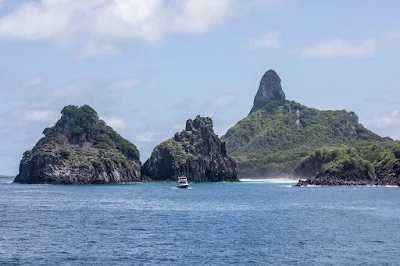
[{"left": 239, "top": 178, "right": 299, "bottom": 184}]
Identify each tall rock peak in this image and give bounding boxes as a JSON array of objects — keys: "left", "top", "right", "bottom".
[
  {"left": 142, "top": 116, "right": 237, "bottom": 182},
  {"left": 249, "top": 69, "right": 286, "bottom": 114}
]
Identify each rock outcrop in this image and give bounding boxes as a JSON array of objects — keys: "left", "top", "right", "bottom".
[
  {"left": 141, "top": 116, "right": 237, "bottom": 182},
  {"left": 14, "top": 105, "right": 142, "bottom": 184},
  {"left": 377, "top": 160, "right": 400, "bottom": 186},
  {"left": 249, "top": 69, "right": 286, "bottom": 114},
  {"left": 296, "top": 160, "right": 400, "bottom": 187},
  {"left": 296, "top": 168, "right": 373, "bottom": 186}
]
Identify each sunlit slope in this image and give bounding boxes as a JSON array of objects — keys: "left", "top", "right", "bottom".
[{"left": 222, "top": 100, "right": 390, "bottom": 177}]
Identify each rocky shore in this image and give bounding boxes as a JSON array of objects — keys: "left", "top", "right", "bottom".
[{"left": 296, "top": 160, "right": 400, "bottom": 187}]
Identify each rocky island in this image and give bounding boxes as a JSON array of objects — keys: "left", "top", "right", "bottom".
[
  {"left": 222, "top": 69, "right": 391, "bottom": 178},
  {"left": 142, "top": 116, "right": 237, "bottom": 182},
  {"left": 14, "top": 105, "right": 142, "bottom": 184}
]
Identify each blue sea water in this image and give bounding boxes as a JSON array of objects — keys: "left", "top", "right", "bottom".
[{"left": 1, "top": 177, "right": 399, "bottom": 266}]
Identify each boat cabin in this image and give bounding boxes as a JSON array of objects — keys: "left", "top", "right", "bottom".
[{"left": 178, "top": 177, "right": 188, "bottom": 183}]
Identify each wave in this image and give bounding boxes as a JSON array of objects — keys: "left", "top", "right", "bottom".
[{"left": 239, "top": 178, "right": 298, "bottom": 184}]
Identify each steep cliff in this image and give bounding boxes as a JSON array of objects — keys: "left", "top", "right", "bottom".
[
  {"left": 14, "top": 105, "right": 142, "bottom": 184},
  {"left": 249, "top": 69, "right": 286, "bottom": 114},
  {"left": 142, "top": 116, "right": 237, "bottom": 182}
]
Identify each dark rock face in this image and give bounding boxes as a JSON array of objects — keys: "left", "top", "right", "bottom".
[
  {"left": 249, "top": 69, "right": 286, "bottom": 114},
  {"left": 296, "top": 160, "right": 400, "bottom": 187},
  {"left": 376, "top": 160, "right": 400, "bottom": 186},
  {"left": 16, "top": 152, "right": 141, "bottom": 184},
  {"left": 296, "top": 169, "right": 372, "bottom": 186},
  {"left": 142, "top": 116, "right": 237, "bottom": 182},
  {"left": 14, "top": 105, "right": 142, "bottom": 184}
]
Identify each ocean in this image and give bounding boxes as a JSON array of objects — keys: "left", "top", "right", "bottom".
[{"left": 1, "top": 177, "right": 399, "bottom": 265}]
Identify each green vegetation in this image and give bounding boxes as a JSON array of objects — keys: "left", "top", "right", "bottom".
[
  {"left": 295, "top": 143, "right": 400, "bottom": 177},
  {"left": 294, "top": 146, "right": 343, "bottom": 177},
  {"left": 394, "top": 144, "right": 400, "bottom": 159},
  {"left": 154, "top": 138, "right": 196, "bottom": 164},
  {"left": 24, "top": 105, "right": 140, "bottom": 173},
  {"left": 44, "top": 105, "right": 140, "bottom": 160},
  {"left": 223, "top": 100, "right": 391, "bottom": 177}
]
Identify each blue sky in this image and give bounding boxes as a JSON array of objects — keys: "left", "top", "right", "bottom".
[{"left": 1, "top": 0, "right": 400, "bottom": 175}]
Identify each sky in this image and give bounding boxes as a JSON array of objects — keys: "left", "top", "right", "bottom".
[{"left": 1, "top": 0, "right": 400, "bottom": 175}]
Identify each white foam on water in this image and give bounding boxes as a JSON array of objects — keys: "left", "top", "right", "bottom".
[
  {"left": 239, "top": 178, "right": 298, "bottom": 184},
  {"left": 356, "top": 185, "right": 399, "bottom": 188}
]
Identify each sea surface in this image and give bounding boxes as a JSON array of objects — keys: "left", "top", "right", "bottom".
[{"left": 1, "top": 177, "right": 399, "bottom": 266}]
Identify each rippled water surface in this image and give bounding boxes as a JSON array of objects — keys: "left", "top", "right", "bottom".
[{"left": 1, "top": 177, "right": 399, "bottom": 265}]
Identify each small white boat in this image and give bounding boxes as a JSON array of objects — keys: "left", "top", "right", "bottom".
[{"left": 177, "top": 176, "right": 189, "bottom": 188}]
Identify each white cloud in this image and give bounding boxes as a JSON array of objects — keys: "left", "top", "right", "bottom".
[
  {"left": 22, "top": 109, "right": 57, "bottom": 122},
  {"left": 301, "top": 38, "right": 375, "bottom": 58},
  {"left": 365, "top": 110, "right": 400, "bottom": 128},
  {"left": 249, "top": 31, "right": 280, "bottom": 49},
  {"left": 109, "top": 79, "right": 142, "bottom": 91},
  {"left": 0, "top": 0, "right": 279, "bottom": 55},
  {"left": 134, "top": 131, "right": 160, "bottom": 143},
  {"left": 23, "top": 77, "right": 43, "bottom": 87},
  {"left": 100, "top": 116, "right": 127, "bottom": 130},
  {"left": 212, "top": 94, "right": 236, "bottom": 108}
]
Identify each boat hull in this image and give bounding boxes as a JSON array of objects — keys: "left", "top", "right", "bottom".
[{"left": 177, "top": 184, "right": 189, "bottom": 189}]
